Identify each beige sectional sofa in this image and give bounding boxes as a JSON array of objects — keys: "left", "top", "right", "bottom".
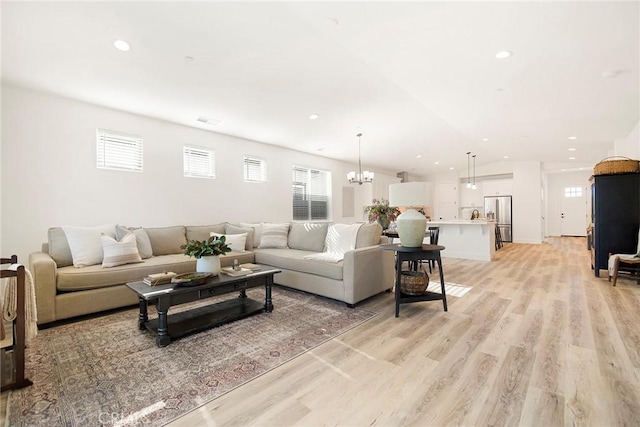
[{"left": 29, "top": 222, "right": 394, "bottom": 325}]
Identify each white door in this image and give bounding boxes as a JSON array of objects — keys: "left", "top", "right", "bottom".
[{"left": 561, "top": 186, "right": 587, "bottom": 236}]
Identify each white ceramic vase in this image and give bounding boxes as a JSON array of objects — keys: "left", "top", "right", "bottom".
[{"left": 196, "top": 255, "right": 221, "bottom": 276}]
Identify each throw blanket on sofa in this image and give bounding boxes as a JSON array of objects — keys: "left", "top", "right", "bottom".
[
  {"left": 608, "top": 228, "right": 640, "bottom": 276},
  {"left": 1, "top": 265, "right": 38, "bottom": 340},
  {"left": 304, "top": 223, "right": 362, "bottom": 263}
]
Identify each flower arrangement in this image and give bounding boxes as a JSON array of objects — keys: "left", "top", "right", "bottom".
[
  {"left": 180, "top": 235, "right": 232, "bottom": 259},
  {"left": 363, "top": 198, "right": 401, "bottom": 227}
]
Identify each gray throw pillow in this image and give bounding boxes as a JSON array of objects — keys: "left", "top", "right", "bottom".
[
  {"left": 144, "top": 226, "right": 187, "bottom": 256},
  {"left": 48, "top": 227, "right": 73, "bottom": 267},
  {"left": 288, "top": 222, "right": 329, "bottom": 252},
  {"left": 258, "top": 223, "right": 290, "bottom": 249},
  {"left": 225, "top": 223, "right": 255, "bottom": 251},
  {"left": 355, "top": 223, "right": 382, "bottom": 248}
]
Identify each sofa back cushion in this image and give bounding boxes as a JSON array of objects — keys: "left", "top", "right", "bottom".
[
  {"left": 238, "top": 222, "right": 262, "bottom": 248},
  {"left": 355, "top": 223, "right": 383, "bottom": 248},
  {"left": 225, "top": 223, "right": 255, "bottom": 251},
  {"left": 48, "top": 227, "right": 74, "bottom": 267},
  {"left": 185, "top": 224, "right": 226, "bottom": 242},
  {"left": 288, "top": 222, "right": 329, "bottom": 252},
  {"left": 145, "top": 226, "right": 187, "bottom": 256}
]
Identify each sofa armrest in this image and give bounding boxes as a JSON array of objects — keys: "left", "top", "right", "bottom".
[
  {"left": 29, "top": 251, "right": 57, "bottom": 324},
  {"left": 343, "top": 245, "right": 395, "bottom": 305}
]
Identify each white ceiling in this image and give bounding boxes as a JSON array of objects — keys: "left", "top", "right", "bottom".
[{"left": 2, "top": 1, "right": 638, "bottom": 175}]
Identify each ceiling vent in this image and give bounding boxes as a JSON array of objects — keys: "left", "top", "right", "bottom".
[{"left": 197, "top": 116, "right": 221, "bottom": 126}]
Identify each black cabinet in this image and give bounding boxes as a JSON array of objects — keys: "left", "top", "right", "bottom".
[{"left": 592, "top": 173, "right": 640, "bottom": 276}]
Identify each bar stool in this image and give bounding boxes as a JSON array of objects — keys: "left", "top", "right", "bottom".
[{"left": 495, "top": 225, "right": 503, "bottom": 250}]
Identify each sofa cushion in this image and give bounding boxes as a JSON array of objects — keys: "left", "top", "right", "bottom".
[
  {"left": 254, "top": 248, "right": 343, "bottom": 280},
  {"left": 116, "top": 225, "right": 153, "bottom": 259},
  {"left": 225, "top": 223, "right": 254, "bottom": 251},
  {"left": 288, "top": 222, "right": 328, "bottom": 252},
  {"left": 48, "top": 227, "right": 73, "bottom": 268},
  {"left": 355, "top": 223, "right": 383, "bottom": 248},
  {"left": 57, "top": 254, "right": 195, "bottom": 291},
  {"left": 211, "top": 232, "right": 247, "bottom": 253},
  {"left": 101, "top": 233, "right": 143, "bottom": 268},
  {"left": 62, "top": 224, "right": 116, "bottom": 268},
  {"left": 56, "top": 251, "right": 255, "bottom": 292},
  {"left": 185, "top": 224, "right": 226, "bottom": 242},
  {"left": 145, "top": 226, "right": 186, "bottom": 256},
  {"left": 258, "top": 223, "right": 290, "bottom": 249}
]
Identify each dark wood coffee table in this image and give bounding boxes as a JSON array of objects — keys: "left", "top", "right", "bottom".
[{"left": 126, "top": 266, "right": 280, "bottom": 347}]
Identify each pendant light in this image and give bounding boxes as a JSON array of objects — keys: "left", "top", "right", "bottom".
[
  {"left": 472, "top": 154, "right": 477, "bottom": 190},
  {"left": 347, "top": 133, "right": 374, "bottom": 185},
  {"left": 466, "top": 152, "right": 471, "bottom": 188}
]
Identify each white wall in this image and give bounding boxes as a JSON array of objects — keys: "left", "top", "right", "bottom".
[
  {"left": 512, "top": 161, "right": 543, "bottom": 244},
  {"left": 614, "top": 120, "right": 640, "bottom": 159},
  {"left": 1, "top": 85, "right": 397, "bottom": 262}
]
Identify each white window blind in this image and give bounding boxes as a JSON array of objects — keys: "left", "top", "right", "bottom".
[
  {"left": 96, "top": 129, "right": 143, "bottom": 172},
  {"left": 292, "top": 166, "right": 331, "bottom": 220},
  {"left": 184, "top": 146, "right": 216, "bottom": 179},
  {"left": 244, "top": 156, "right": 267, "bottom": 182}
]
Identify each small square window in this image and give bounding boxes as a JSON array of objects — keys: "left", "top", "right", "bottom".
[
  {"left": 244, "top": 156, "right": 267, "bottom": 182},
  {"left": 96, "top": 129, "right": 143, "bottom": 172},
  {"left": 184, "top": 145, "right": 215, "bottom": 179},
  {"left": 564, "top": 187, "right": 583, "bottom": 198}
]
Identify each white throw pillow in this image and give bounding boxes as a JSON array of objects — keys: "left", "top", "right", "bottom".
[
  {"left": 210, "top": 232, "right": 247, "bottom": 253},
  {"left": 325, "top": 223, "right": 362, "bottom": 255},
  {"left": 258, "top": 223, "right": 290, "bottom": 249},
  {"left": 62, "top": 224, "right": 116, "bottom": 267},
  {"left": 101, "top": 232, "right": 143, "bottom": 268}
]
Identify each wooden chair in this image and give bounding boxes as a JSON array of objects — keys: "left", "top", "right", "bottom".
[
  {"left": 608, "top": 254, "right": 640, "bottom": 287},
  {"left": 1, "top": 255, "right": 33, "bottom": 391}
]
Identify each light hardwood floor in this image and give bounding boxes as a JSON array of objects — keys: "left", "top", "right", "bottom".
[{"left": 3, "top": 237, "right": 640, "bottom": 426}]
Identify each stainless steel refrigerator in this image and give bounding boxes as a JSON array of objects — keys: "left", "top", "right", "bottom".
[{"left": 484, "top": 195, "right": 512, "bottom": 242}]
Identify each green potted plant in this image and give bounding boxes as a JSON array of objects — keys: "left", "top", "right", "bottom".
[
  {"left": 364, "top": 198, "right": 401, "bottom": 230},
  {"left": 180, "top": 235, "right": 232, "bottom": 275}
]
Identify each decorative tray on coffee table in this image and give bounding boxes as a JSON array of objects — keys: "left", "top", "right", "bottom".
[{"left": 171, "top": 272, "right": 212, "bottom": 287}]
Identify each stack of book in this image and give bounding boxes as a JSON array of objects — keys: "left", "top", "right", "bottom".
[
  {"left": 221, "top": 267, "right": 252, "bottom": 277},
  {"left": 240, "top": 263, "right": 261, "bottom": 271},
  {"left": 143, "top": 272, "right": 177, "bottom": 286}
]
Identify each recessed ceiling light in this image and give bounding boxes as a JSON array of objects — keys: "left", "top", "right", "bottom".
[
  {"left": 569, "top": 156, "right": 576, "bottom": 160},
  {"left": 503, "top": 155, "right": 509, "bottom": 159},
  {"left": 568, "top": 136, "right": 577, "bottom": 140},
  {"left": 482, "top": 138, "right": 489, "bottom": 142},
  {"left": 495, "top": 50, "right": 513, "bottom": 59},
  {"left": 434, "top": 161, "right": 440, "bottom": 165},
  {"left": 416, "top": 155, "right": 422, "bottom": 158},
  {"left": 113, "top": 39, "right": 130, "bottom": 51},
  {"left": 309, "top": 114, "right": 319, "bottom": 120},
  {"left": 449, "top": 167, "right": 454, "bottom": 170},
  {"left": 568, "top": 148, "right": 576, "bottom": 151}
]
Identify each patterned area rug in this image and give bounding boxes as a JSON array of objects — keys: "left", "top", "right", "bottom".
[{"left": 6, "top": 287, "right": 377, "bottom": 426}]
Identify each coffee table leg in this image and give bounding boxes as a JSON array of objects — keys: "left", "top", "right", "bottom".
[
  {"left": 264, "top": 278, "right": 274, "bottom": 312},
  {"left": 138, "top": 297, "right": 148, "bottom": 330},
  {"left": 156, "top": 297, "right": 171, "bottom": 347}
]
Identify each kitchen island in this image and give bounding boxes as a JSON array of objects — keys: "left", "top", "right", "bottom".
[{"left": 427, "top": 220, "right": 496, "bottom": 261}]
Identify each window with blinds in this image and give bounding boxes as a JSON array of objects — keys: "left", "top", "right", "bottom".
[
  {"left": 184, "top": 145, "right": 216, "bottom": 179},
  {"left": 244, "top": 156, "right": 267, "bottom": 182},
  {"left": 292, "top": 166, "right": 331, "bottom": 220},
  {"left": 96, "top": 129, "right": 143, "bottom": 172}
]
